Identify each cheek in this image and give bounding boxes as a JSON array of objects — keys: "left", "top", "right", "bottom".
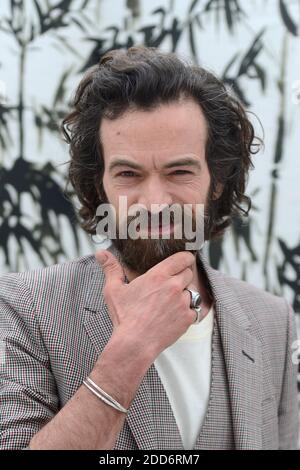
[
  {"left": 102, "top": 172, "right": 119, "bottom": 196},
  {"left": 101, "top": 174, "right": 116, "bottom": 206},
  {"left": 102, "top": 175, "right": 136, "bottom": 211},
  {"left": 180, "top": 178, "right": 210, "bottom": 201}
]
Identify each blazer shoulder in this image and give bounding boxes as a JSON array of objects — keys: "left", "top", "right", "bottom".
[
  {"left": 217, "top": 269, "right": 292, "bottom": 328},
  {"left": 1, "top": 254, "right": 94, "bottom": 281},
  {"left": 0, "top": 254, "right": 96, "bottom": 310},
  {"left": 223, "top": 272, "right": 285, "bottom": 306}
]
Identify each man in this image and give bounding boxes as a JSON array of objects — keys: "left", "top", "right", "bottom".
[{"left": 0, "top": 46, "right": 298, "bottom": 450}]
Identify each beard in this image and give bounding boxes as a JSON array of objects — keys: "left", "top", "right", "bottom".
[
  {"left": 112, "top": 235, "right": 194, "bottom": 275},
  {"left": 110, "top": 205, "right": 209, "bottom": 275}
]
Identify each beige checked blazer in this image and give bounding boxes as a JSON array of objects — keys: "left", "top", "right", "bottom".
[{"left": 0, "top": 244, "right": 298, "bottom": 449}]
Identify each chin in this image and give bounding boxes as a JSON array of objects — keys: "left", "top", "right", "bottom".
[{"left": 111, "top": 237, "right": 196, "bottom": 274}]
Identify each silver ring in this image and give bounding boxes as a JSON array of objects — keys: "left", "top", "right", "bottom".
[
  {"left": 185, "top": 288, "right": 203, "bottom": 324},
  {"left": 185, "top": 288, "right": 202, "bottom": 309},
  {"left": 193, "top": 306, "right": 203, "bottom": 324}
]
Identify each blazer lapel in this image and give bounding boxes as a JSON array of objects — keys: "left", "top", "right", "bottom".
[
  {"left": 81, "top": 248, "right": 157, "bottom": 449},
  {"left": 197, "top": 250, "right": 263, "bottom": 449}
]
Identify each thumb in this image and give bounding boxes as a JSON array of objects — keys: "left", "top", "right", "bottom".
[{"left": 95, "top": 250, "right": 125, "bottom": 285}]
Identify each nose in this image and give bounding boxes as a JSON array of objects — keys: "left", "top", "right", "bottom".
[{"left": 136, "top": 176, "right": 172, "bottom": 213}]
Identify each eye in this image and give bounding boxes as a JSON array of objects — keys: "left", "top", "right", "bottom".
[
  {"left": 171, "top": 170, "right": 193, "bottom": 175},
  {"left": 116, "top": 171, "right": 138, "bottom": 177}
]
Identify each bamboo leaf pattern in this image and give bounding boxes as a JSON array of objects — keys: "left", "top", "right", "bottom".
[{"left": 279, "top": 0, "right": 300, "bottom": 36}]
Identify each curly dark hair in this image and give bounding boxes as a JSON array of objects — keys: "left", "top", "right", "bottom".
[{"left": 62, "top": 45, "right": 262, "bottom": 241}]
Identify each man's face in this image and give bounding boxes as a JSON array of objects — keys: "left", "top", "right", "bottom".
[{"left": 100, "top": 98, "right": 211, "bottom": 274}]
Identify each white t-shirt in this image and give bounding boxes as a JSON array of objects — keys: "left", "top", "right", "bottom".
[{"left": 154, "top": 303, "right": 215, "bottom": 450}]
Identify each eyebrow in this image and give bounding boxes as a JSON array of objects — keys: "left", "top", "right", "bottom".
[
  {"left": 109, "top": 159, "right": 142, "bottom": 172},
  {"left": 108, "top": 157, "right": 202, "bottom": 172},
  {"left": 163, "top": 158, "right": 201, "bottom": 170}
]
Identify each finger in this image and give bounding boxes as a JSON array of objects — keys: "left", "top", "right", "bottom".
[
  {"left": 95, "top": 250, "right": 125, "bottom": 286},
  {"left": 151, "top": 250, "right": 195, "bottom": 277},
  {"left": 182, "top": 288, "right": 193, "bottom": 308},
  {"left": 174, "top": 267, "right": 194, "bottom": 289}
]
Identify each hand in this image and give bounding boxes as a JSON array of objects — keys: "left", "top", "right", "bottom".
[{"left": 95, "top": 249, "right": 197, "bottom": 360}]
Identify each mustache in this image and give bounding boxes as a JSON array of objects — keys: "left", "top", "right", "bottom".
[{"left": 119, "top": 206, "right": 198, "bottom": 228}]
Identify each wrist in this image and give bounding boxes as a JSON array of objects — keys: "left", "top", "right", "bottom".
[{"left": 91, "top": 331, "right": 152, "bottom": 409}]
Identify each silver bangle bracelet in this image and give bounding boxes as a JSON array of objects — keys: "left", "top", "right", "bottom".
[
  {"left": 85, "top": 377, "right": 124, "bottom": 409},
  {"left": 83, "top": 377, "right": 128, "bottom": 414}
]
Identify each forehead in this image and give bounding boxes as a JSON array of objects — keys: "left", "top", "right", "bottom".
[{"left": 100, "top": 99, "right": 208, "bottom": 157}]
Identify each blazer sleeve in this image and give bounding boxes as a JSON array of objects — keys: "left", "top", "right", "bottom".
[
  {"left": 278, "top": 299, "right": 299, "bottom": 449},
  {"left": 0, "top": 273, "right": 59, "bottom": 450}
]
